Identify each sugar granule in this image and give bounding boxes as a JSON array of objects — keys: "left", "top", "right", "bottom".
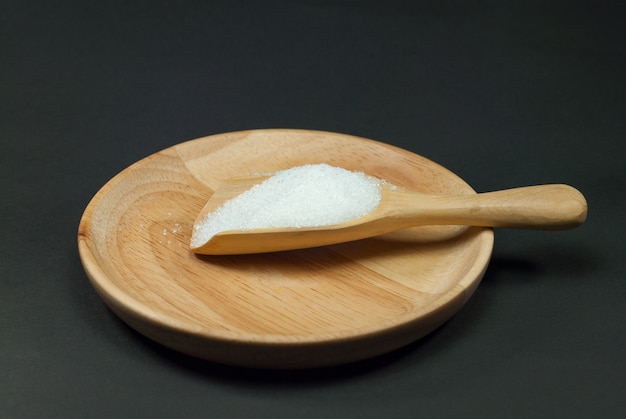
[{"left": 190, "top": 164, "right": 382, "bottom": 247}]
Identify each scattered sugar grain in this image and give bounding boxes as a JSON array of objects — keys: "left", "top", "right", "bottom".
[{"left": 191, "top": 164, "right": 382, "bottom": 247}]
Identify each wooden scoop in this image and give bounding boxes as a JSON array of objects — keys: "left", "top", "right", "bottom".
[{"left": 191, "top": 177, "right": 587, "bottom": 255}]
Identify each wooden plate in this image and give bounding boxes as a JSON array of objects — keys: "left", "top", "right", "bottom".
[{"left": 78, "top": 129, "right": 494, "bottom": 368}]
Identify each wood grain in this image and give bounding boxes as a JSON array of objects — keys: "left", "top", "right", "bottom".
[{"left": 78, "top": 129, "right": 494, "bottom": 368}]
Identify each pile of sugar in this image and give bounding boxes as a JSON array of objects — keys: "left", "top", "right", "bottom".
[{"left": 191, "top": 164, "right": 382, "bottom": 247}]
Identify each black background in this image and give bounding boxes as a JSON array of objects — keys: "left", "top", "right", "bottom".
[{"left": 2, "top": 1, "right": 625, "bottom": 418}]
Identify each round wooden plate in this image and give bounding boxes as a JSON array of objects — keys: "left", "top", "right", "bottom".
[{"left": 78, "top": 129, "right": 494, "bottom": 369}]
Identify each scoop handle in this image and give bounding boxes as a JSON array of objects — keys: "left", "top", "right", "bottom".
[{"left": 408, "top": 184, "right": 588, "bottom": 230}]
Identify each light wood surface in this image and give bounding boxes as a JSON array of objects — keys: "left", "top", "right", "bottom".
[
  {"left": 192, "top": 179, "right": 586, "bottom": 255},
  {"left": 78, "top": 129, "right": 494, "bottom": 368}
]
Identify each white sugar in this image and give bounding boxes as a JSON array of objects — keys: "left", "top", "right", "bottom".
[{"left": 191, "top": 164, "right": 382, "bottom": 247}]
